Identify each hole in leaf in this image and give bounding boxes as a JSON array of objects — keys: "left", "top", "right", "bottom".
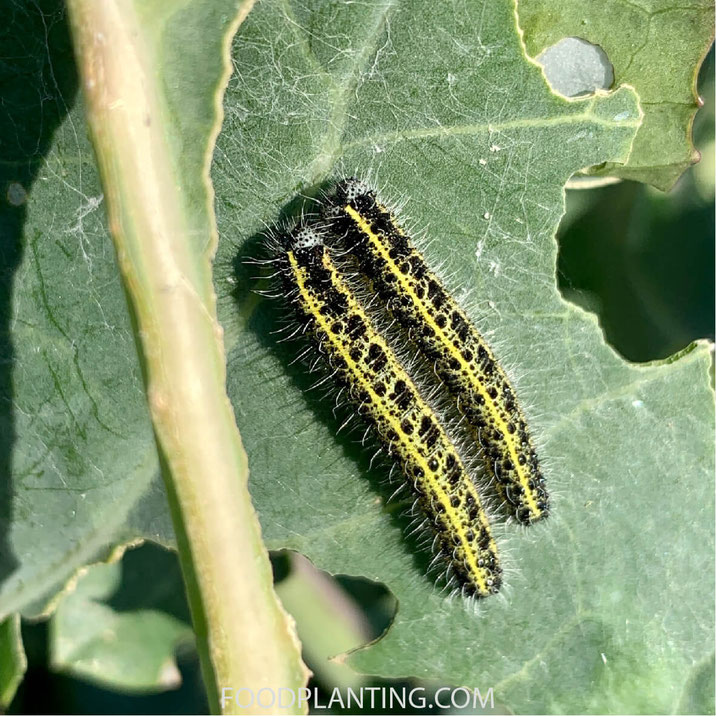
[{"left": 537, "top": 37, "right": 614, "bottom": 97}]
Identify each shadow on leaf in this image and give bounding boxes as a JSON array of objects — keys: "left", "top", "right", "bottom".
[{"left": 0, "top": 0, "right": 79, "bottom": 590}]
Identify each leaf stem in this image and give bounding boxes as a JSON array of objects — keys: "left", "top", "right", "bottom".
[{"left": 64, "top": 1, "right": 309, "bottom": 712}]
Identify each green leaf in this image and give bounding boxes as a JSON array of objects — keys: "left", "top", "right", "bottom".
[
  {"left": 50, "top": 545, "right": 193, "bottom": 692},
  {"left": 517, "top": 0, "right": 715, "bottom": 190},
  {"left": 211, "top": 1, "right": 713, "bottom": 712},
  {"left": 1, "top": 0, "right": 713, "bottom": 713},
  {"left": 0, "top": 615, "right": 26, "bottom": 708}
]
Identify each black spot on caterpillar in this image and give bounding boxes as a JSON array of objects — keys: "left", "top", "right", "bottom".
[
  {"left": 324, "top": 178, "right": 549, "bottom": 525},
  {"left": 268, "top": 221, "right": 502, "bottom": 597}
]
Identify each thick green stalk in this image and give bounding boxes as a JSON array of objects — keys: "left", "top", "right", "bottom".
[{"left": 64, "top": 1, "right": 309, "bottom": 712}]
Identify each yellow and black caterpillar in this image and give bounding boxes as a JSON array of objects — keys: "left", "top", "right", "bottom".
[
  {"left": 271, "top": 222, "right": 502, "bottom": 597},
  {"left": 325, "top": 179, "right": 549, "bottom": 525}
]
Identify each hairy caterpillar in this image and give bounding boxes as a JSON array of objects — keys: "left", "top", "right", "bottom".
[
  {"left": 324, "top": 179, "right": 549, "bottom": 525},
  {"left": 269, "top": 222, "right": 502, "bottom": 597}
]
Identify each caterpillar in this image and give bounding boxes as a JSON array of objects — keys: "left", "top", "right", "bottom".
[
  {"left": 324, "top": 178, "right": 549, "bottom": 525},
  {"left": 269, "top": 221, "right": 502, "bottom": 597}
]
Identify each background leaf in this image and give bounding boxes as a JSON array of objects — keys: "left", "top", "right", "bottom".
[
  {"left": 0, "top": 616, "right": 26, "bottom": 708},
  {"left": 210, "top": 1, "right": 713, "bottom": 713},
  {"left": 517, "top": 0, "right": 715, "bottom": 189},
  {"left": 49, "top": 546, "right": 193, "bottom": 692},
  {"left": 556, "top": 50, "right": 715, "bottom": 363}
]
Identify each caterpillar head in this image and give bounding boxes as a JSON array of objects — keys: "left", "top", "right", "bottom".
[
  {"left": 282, "top": 222, "right": 330, "bottom": 268},
  {"left": 335, "top": 177, "right": 372, "bottom": 204},
  {"left": 291, "top": 223, "right": 325, "bottom": 250}
]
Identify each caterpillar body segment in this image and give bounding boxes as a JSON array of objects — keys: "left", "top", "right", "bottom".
[{"left": 326, "top": 179, "right": 549, "bottom": 525}]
